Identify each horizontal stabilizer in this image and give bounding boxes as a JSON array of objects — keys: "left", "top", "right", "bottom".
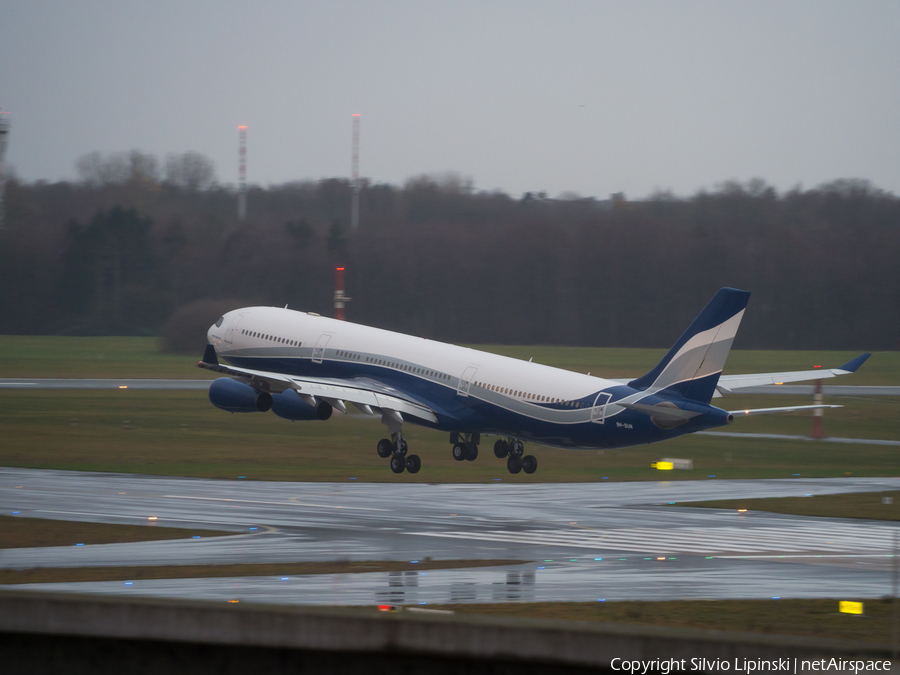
[
  {"left": 618, "top": 402, "right": 704, "bottom": 421},
  {"left": 729, "top": 404, "right": 843, "bottom": 417}
]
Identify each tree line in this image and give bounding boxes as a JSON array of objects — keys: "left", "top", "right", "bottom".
[{"left": 1, "top": 151, "right": 897, "bottom": 353}]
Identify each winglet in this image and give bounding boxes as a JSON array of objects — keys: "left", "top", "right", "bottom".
[
  {"left": 835, "top": 353, "right": 870, "bottom": 374},
  {"left": 201, "top": 344, "right": 219, "bottom": 367}
]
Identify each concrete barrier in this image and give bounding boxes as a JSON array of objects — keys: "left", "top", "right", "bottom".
[{"left": 0, "top": 590, "right": 894, "bottom": 673}]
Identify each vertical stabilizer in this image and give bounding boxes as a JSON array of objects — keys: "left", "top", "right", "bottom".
[{"left": 629, "top": 288, "right": 750, "bottom": 403}]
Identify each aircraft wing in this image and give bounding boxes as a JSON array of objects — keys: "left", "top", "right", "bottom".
[
  {"left": 716, "top": 353, "right": 870, "bottom": 393},
  {"left": 198, "top": 346, "right": 439, "bottom": 424}
]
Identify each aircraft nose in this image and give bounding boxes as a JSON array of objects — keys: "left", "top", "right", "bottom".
[{"left": 209, "top": 315, "right": 226, "bottom": 344}]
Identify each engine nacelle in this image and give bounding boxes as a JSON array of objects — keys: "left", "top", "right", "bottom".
[
  {"left": 208, "top": 378, "right": 272, "bottom": 413},
  {"left": 271, "top": 389, "right": 333, "bottom": 421}
]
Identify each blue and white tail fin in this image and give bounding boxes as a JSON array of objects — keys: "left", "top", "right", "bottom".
[{"left": 629, "top": 288, "right": 751, "bottom": 404}]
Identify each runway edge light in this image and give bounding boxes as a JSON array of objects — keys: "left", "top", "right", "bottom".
[{"left": 839, "top": 600, "right": 863, "bottom": 615}]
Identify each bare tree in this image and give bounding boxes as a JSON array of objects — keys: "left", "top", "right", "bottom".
[
  {"left": 76, "top": 150, "right": 158, "bottom": 186},
  {"left": 165, "top": 152, "right": 216, "bottom": 191}
]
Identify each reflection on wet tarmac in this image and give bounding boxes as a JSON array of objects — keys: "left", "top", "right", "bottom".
[
  {"left": 2, "top": 468, "right": 898, "bottom": 606},
  {"left": 7, "top": 558, "right": 894, "bottom": 607}
]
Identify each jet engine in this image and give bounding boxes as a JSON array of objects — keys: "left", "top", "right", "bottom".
[
  {"left": 271, "top": 389, "right": 333, "bottom": 421},
  {"left": 208, "top": 378, "right": 272, "bottom": 413}
]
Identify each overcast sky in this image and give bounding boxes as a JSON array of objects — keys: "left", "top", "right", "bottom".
[{"left": 2, "top": 1, "right": 898, "bottom": 198}]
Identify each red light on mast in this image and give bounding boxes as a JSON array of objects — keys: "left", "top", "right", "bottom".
[{"left": 334, "top": 267, "right": 351, "bottom": 320}]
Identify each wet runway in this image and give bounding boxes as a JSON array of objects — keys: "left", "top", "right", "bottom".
[{"left": 2, "top": 468, "right": 898, "bottom": 605}]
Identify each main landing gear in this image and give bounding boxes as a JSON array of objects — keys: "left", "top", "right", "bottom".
[
  {"left": 451, "top": 432, "right": 479, "bottom": 462},
  {"left": 377, "top": 412, "right": 420, "bottom": 474},
  {"left": 450, "top": 433, "right": 539, "bottom": 475},
  {"left": 493, "top": 438, "right": 538, "bottom": 475}
]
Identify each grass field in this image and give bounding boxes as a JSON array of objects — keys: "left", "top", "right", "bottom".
[
  {"left": 0, "top": 514, "right": 231, "bottom": 549},
  {"left": 429, "top": 599, "right": 898, "bottom": 644},
  {"left": 0, "top": 389, "right": 897, "bottom": 482},
  {"left": 0, "top": 337, "right": 897, "bottom": 482},
  {"left": 678, "top": 490, "right": 900, "bottom": 521},
  {"left": 1, "top": 336, "right": 898, "bottom": 384}
]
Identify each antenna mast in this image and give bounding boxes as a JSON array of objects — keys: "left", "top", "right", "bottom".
[
  {"left": 238, "top": 125, "right": 247, "bottom": 221},
  {"left": 351, "top": 114, "right": 360, "bottom": 230},
  {"left": 0, "top": 111, "right": 10, "bottom": 229}
]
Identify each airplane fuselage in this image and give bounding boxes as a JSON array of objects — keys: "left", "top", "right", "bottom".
[{"left": 208, "top": 307, "right": 731, "bottom": 450}]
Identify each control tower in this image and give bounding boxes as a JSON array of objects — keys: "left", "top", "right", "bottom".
[{"left": 0, "top": 111, "right": 9, "bottom": 229}]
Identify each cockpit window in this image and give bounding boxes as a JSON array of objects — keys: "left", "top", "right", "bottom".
[{"left": 215, "top": 316, "right": 224, "bottom": 327}]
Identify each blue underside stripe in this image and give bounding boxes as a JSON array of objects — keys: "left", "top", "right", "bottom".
[{"left": 223, "top": 355, "right": 730, "bottom": 449}]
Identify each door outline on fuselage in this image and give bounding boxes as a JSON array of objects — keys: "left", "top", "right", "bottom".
[
  {"left": 457, "top": 366, "right": 478, "bottom": 397},
  {"left": 312, "top": 333, "right": 333, "bottom": 364},
  {"left": 225, "top": 314, "right": 245, "bottom": 344},
  {"left": 591, "top": 392, "right": 612, "bottom": 423}
]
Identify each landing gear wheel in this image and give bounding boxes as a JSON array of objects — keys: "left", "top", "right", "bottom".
[
  {"left": 405, "top": 454, "right": 421, "bottom": 474},
  {"left": 507, "top": 455, "right": 522, "bottom": 474},
  {"left": 452, "top": 444, "right": 468, "bottom": 462},
  {"left": 493, "top": 440, "right": 509, "bottom": 458},
  {"left": 390, "top": 455, "right": 406, "bottom": 474},
  {"left": 377, "top": 439, "right": 393, "bottom": 458},
  {"left": 522, "top": 455, "right": 538, "bottom": 474},
  {"left": 466, "top": 444, "right": 478, "bottom": 461}
]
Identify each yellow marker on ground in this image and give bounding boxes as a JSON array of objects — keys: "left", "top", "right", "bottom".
[
  {"left": 839, "top": 600, "right": 863, "bottom": 615},
  {"left": 652, "top": 461, "right": 674, "bottom": 471}
]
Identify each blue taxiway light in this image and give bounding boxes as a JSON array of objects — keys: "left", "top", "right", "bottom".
[
  {"left": 349, "top": 477, "right": 357, "bottom": 480},
  {"left": 238, "top": 476, "right": 245, "bottom": 479},
  {"left": 598, "top": 599, "right": 606, "bottom": 602},
  {"left": 594, "top": 558, "right": 603, "bottom": 561},
  {"left": 192, "top": 535, "right": 200, "bottom": 539},
  {"left": 75, "top": 543, "right": 83, "bottom": 546},
  {"left": 281, "top": 577, "right": 289, "bottom": 581},
  {"left": 602, "top": 477, "right": 608, "bottom": 480},
  {"left": 708, "top": 475, "right": 716, "bottom": 478},
  {"left": 125, "top": 581, "right": 133, "bottom": 586},
  {"left": 410, "top": 560, "right": 418, "bottom": 563},
  {"left": 11, "top": 511, "right": 19, "bottom": 514},
  {"left": 249, "top": 527, "right": 257, "bottom": 531}
]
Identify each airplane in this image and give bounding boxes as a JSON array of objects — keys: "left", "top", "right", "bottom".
[{"left": 200, "top": 288, "right": 869, "bottom": 475}]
